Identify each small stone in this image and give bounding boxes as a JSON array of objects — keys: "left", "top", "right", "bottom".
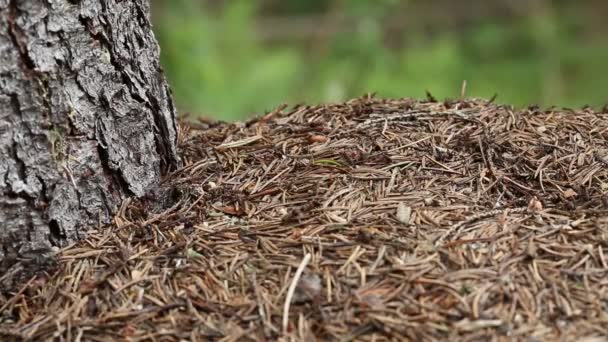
[{"left": 308, "top": 135, "right": 328, "bottom": 144}]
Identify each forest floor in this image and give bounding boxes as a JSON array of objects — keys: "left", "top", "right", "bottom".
[{"left": 1, "top": 96, "right": 608, "bottom": 341}]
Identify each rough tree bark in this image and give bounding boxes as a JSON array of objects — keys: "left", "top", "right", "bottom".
[{"left": 0, "top": 0, "right": 178, "bottom": 283}]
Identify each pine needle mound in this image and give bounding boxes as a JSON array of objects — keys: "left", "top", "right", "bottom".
[{"left": 2, "top": 96, "right": 608, "bottom": 341}]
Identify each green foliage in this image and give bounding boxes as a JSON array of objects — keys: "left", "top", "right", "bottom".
[
  {"left": 156, "top": 0, "right": 302, "bottom": 120},
  {"left": 154, "top": 1, "right": 608, "bottom": 120}
]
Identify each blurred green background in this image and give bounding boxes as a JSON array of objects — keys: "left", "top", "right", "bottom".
[{"left": 152, "top": 0, "right": 608, "bottom": 121}]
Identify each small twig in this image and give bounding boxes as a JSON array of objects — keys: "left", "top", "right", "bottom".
[
  {"left": 215, "top": 135, "right": 263, "bottom": 150},
  {"left": 594, "top": 151, "right": 608, "bottom": 166},
  {"left": 331, "top": 109, "right": 476, "bottom": 138},
  {"left": 435, "top": 207, "right": 528, "bottom": 246},
  {"left": 282, "top": 253, "right": 311, "bottom": 334},
  {"left": 0, "top": 275, "right": 36, "bottom": 313}
]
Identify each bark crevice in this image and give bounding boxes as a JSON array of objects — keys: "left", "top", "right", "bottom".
[{"left": 6, "top": 0, "right": 36, "bottom": 75}]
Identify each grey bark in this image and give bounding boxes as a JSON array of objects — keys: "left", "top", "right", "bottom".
[{"left": 0, "top": 0, "right": 178, "bottom": 284}]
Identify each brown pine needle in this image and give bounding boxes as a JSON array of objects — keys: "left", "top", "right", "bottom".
[{"left": 283, "top": 253, "right": 312, "bottom": 334}]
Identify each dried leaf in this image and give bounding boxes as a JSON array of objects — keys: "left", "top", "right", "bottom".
[
  {"left": 396, "top": 202, "right": 412, "bottom": 225},
  {"left": 187, "top": 248, "right": 204, "bottom": 259},
  {"left": 563, "top": 188, "right": 578, "bottom": 198},
  {"left": 527, "top": 196, "right": 543, "bottom": 212},
  {"left": 293, "top": 273, "right": 322, "bottom": 302}
]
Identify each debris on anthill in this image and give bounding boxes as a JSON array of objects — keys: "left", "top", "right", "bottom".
[
  {"left": 2, "top": 96, "right": 607, "bottom": 341},
  {"left": 396, "top": 202, "right": 412, "bottom": 225}
]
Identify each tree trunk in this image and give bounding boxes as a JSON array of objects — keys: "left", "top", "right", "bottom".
[{"left": 0, "top": 0, "right": 178, "bottom": 281}]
